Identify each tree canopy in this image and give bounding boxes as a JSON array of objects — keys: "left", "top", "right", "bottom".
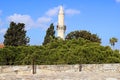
[
  {"left": 109, "top": 37, "right": 118, "bottom": 49},
  {"left": 4, "top": 22, "right": 29, "bottom": 46},
  {"left": 0, "top": 38, "right": 120, "bottom": 65},
  {"left": 65, "top": 30, "right": 101, "bottom": 43},
  {"left": 43, "top": 23, "right": 55, "bottom": 45},
  {"left": 1, "top": 23, "right": 120, "bottom": 65}
]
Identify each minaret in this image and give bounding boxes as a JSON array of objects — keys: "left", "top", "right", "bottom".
[{"left": 57, "top": 6, "right": 66, "bottom": 39}]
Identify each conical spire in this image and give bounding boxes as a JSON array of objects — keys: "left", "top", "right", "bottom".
[{"left": 59, "top": 6, "right": 64, "bottom": 14}]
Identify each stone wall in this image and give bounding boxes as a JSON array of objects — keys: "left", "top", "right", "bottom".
[
  {"left": 0, "top": 65, "right": 32, "bottom": 75},
  {"left": 82, "top": 64, "right": 120, "bottom": 73},
  {"left": 0, "top": 64, "right": 120, "bottom": 75}
]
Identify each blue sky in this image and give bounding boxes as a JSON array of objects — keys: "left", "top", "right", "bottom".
[{"left": 0, "top": 0, "right": 120, "bottom": 49}]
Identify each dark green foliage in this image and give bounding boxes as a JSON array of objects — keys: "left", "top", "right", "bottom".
[
  {"left": 4, "top": 22, "right": 29, "bottom": 46},
  {"left": 0, "top": 38, "right": 120, "bottom": 65},
  {"left": 109, "top": 37, "right": 118, "bottom": 49},
  {"left": 0, "top": 47, "right": 19, "bottom": 65},
  {"left": 43, "top": 23, "right": 55, "bottom": 45},
  {"left": 1, "top": 23, "right": 119, "bottom": 65},
  {"left": 66, "top": 30, "right": 101, "bottom": 43}
]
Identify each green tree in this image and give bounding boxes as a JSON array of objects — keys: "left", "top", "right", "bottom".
[
  {"left": 43, "top": 23, "right": 55, "bottom": 45},
  {"left": 65, "top": 30, "right": 101, "bottom": 43},
  {"left": 109, "top": 37, "right": 118, "bottom": 49},
  {"left": 0, "top": 38, "right": 120, "bottom": 65},
  {"left": 4, "top": 22, "right": 29, "bottom": 46}
]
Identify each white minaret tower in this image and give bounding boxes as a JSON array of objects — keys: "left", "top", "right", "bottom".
[{"left": 57, "top": 6, "right": 66, "bottom": 39}]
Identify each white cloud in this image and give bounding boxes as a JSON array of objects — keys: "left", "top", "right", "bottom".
[
  {"left": 45, "top": 6, "right": 80, "bottom": 16},
  {"left": 116, "top": 0, "right": 120, "bottom": 2},
  {"left": 7, "top": 6, "right": 80, "bottom": 30},
  {"left": 0, "top": 28, "right": 7, "bottom": 34},
  {"left": 45, "top": 6, "right": 60, "bottom": 17},
  {"left": 36, "top": 17, "right": 52, "bottom": 29},
  {"left": 7, "top": 14, "right": 34, "bottom": 30},
  {"left": 0, "top": 19, "right": 3, "bottom": 27},
  {"left": 7, "top": 14, "right": 52, "bottom": 30},
  {"left": 37, "top": 17, "right": 51, "bottom": 23},
  {"left": 65, "top": 9, "right": 80, "bottom": 15}
]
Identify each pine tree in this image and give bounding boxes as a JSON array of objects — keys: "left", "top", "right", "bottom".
[
  {"left": 4, "top": 22, "right": 30, "bottom": 46},
  {"left": 43, "top": 23, "right": 55, "bottom": 45}
]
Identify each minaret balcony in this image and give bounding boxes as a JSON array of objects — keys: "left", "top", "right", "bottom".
[{"left": 57, "top": 25, "right": 66, "bottom": 30}]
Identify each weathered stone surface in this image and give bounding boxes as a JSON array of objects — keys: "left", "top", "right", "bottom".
[
  {"left": 106, "top": 78, "right": 118, "bottom": 80},
  {"left": 0, "top": 64, "right": 120, "bottom": 80},
  {"left": 82, "top": 64, "right": 120, "bottom": 73},
  {"left": 36, "top": 65, "right": 79, "bottom": 73},
  {"left": 0, "top": 72, "right": 120, "bottom": 80},
  {"left": 0, "top": 66, "right": 32, "bottom": 75}
]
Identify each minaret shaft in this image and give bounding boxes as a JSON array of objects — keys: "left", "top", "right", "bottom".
[
  {"left": 57, "top": 6, "right": 66, "bottom": 40},
  {"left": 58, "top": 9, "right": 64, "bottom": 26}
]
